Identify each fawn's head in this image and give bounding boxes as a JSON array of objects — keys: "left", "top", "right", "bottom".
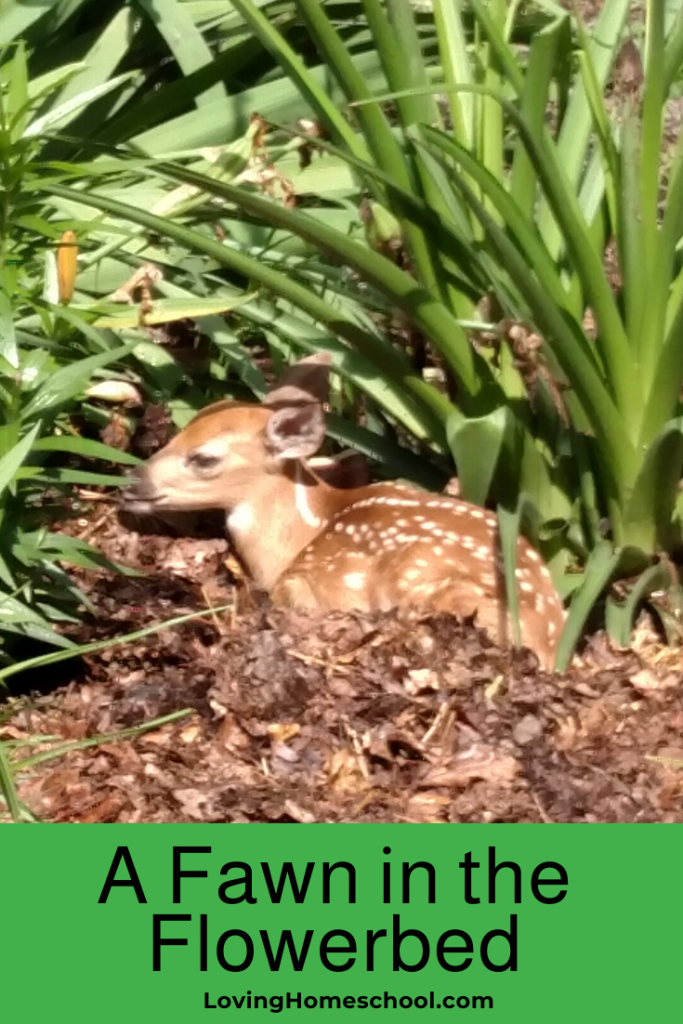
[{"left": 123, "top": 353, "right": 334, "bottom": 516}]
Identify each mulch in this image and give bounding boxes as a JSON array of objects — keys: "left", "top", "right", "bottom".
[{"left": 4, "top": 508, "right": 683, "bottom": 824}]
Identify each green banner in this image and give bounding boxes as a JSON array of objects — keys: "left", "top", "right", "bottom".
[{"left": 2, "top": 824, "right": 679, "bottom": 1019}]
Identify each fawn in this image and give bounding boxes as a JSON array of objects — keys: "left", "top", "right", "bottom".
[{"left": 123, "top": 353, "right": 565, "bottom": 668}]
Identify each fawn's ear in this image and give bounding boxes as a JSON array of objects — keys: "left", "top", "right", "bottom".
[
  {"left": 264, "top": 352, "right": 333, "bottom": 408},
  {"left": 265, "top": 402, "right": 326, "bottom": 459}
]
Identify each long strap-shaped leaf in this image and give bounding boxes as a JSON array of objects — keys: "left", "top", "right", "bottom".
[
  {"left": 488, "top": 91, "right": 635, "bottom": 422},
  {"left": 293, "top": 0, "right": 443, "bottom": 299},
  {"left": 416, "top": 127, "right": 573, "bottom": 313},
  {"left": 554, "top": 540, "right": 620, "bottom": 672},
  {"left": 622, "top": 417, "right": 683, "bottom": 553},
  {"left": 0, "top": 421, "right": 41, "bottom": 499},
  {"left": 361, "top": 0, "right": 461, "bottom": 307},
  {"left": 533, "top": 0, "right": 630, "bottom": 260},
  {"left": 641, "top": 126, "right": 683, "bottom": 442},
  {"left": 415, "top": 127, "right": 633, "bottom": 510},
  {"left": 433, "top": 0, "right": 475, "bottom": 149},
  {"left": 639, "top": 2, "right": 666, "bottom": 317}
]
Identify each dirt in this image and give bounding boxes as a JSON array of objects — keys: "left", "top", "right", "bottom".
[{"left": 3, "top": 503, "right": 683, "bottom": 824}]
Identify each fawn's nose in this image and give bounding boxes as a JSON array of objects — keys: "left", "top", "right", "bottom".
[{"left": 120, "top": 466, "right": 160, "bottom": 513}]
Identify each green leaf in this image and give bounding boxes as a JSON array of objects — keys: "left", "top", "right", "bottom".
[
  {"left": 617, "top": 115, "right": 647, "bottom": 367},
  {"left": 6, "top": 39, "right": 29, "bottom": 143},
  {"left": 432, "top": 0, "right": 474, "bottom": 147},
  {"left": 447, "top": 405, "right": 514, "bottom": 507},
  {"left": 510, "top": 18, "right": 563, "bottom": 221},
  {"left": 0, "top": 740, "right": 21, "bottom": 821},
  {"left": 0, "top": 422, "right": 41, "bottom": 500},
  {"left": 555, "top": 540, "right": 620, "bottom": 672},
  {"left": 135, "top": 0, "right": 226, "bottom": 109},
  {"left": 21, "top": 344, "right": 134, "bottom": 421},
  {"left": 497, "top": 503, "right": 524, "bottom": 647},
  {"left": 32, "top": 435, "right": 140, "bottom": 465},
  {"left": 0, "top": 291, "right": 19, "bottom": 370},
  {"left": 622, "top": 418, "right": 683, "bottom": 552},
  {"left": 0, "top": 590, "right": 75, "bottom": 647},
  {"left": 22, "top": 468, "right": 130, "bottom": 487},
  {"left": 24, "top": 74, "right": 138, "bottom": 138}
]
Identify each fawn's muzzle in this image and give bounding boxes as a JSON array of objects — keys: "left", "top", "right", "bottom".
[{"left": 120, "top": 468, "right": 162, "bottom": 515}]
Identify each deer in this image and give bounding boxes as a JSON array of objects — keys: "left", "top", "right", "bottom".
[{"left": 122, "top": 353, "right": 565, "bottom": 669}]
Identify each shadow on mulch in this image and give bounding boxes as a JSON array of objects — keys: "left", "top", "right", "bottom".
[{"left": 3, "top": 509, "right": 683, "bottom": 824}]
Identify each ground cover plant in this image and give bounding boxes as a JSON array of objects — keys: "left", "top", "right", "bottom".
[{"left": 1, "top": 0, "right": 683, "bottom": 822}]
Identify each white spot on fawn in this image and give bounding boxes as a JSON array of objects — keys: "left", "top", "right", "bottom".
[
  {"left": 294, "top": 462, "right": 322, "bottom": 528},
  {"left": 227, "top": 502, "right": 254, "bottom": 536},
  {"left": 344, "top": 571, "right": 366, "bottom": 590}
]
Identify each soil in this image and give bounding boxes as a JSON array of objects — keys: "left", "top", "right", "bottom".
[{"left": 4, "top": 504, "right": 683, "bottom": 824}]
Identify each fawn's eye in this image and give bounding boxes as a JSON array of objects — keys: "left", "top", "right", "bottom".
[{"left": 187, "top": 451, "right": 221, "bottom": 472}]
